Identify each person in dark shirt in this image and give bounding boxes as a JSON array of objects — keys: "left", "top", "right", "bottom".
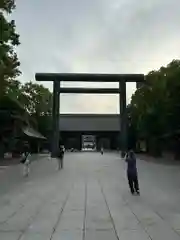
[
  {"left": 57, "top": 145, "right": 65, "bottom": 170},
  {"left": 125, "top": 150, "right": 140, "bottom": 195}
]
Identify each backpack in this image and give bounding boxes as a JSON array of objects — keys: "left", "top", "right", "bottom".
[{"left": 20, "top": 153, "right": 28, "bottom": 164}]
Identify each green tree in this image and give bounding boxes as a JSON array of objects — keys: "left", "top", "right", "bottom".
[
  {"left": 20, "top": 82, "right": 52, "bottom": 116},
  {"left": 164, "top": 60, "right": 180, "bottom": 132},
  {"left": 129, "top": 60, "right": 180, "bottom": 156},
  {"left": 20, "top": 82, "right": 53, "bottom": 136},
  {"left": 0, "top": 0, "right": 20, "bottom": 97},
  {"left": 5, "top": 80, "right": 53, "bottom": 136},
  {"left": 0, "top": 79, "right": 53, "bottom": 156}
]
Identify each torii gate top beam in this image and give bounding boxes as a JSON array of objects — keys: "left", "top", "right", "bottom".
[{"left": 35, "top": 73, "right": 144, "bottom": 83}]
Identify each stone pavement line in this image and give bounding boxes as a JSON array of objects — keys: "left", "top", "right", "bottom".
[
  {"left": 6, "top": 196, "right": 51, "bottom": 240},
  {"left": 18, "top": 202, "right": 46, "bottom": 240},
  {"left": 96, "top": 155, "right": 152, "bottom": 240},
  {"left": 83, "top": 181, "right": 87, "bottom": 240},
  {"left": 0, "top": 171, "right": 72, "bottom": 239},
  {"left": 0, "top": 189, "right": 41, "bottom": 224},
  {"left": 160, "top": 213, "right": 180, "bottom": 236},
  {"left": 0, "top": 201, "right": 24, "bottom": 224},
  {"left": 49, "top": 186, "right": 72, "bottom": 240},
  {"left": 151, "top": 206, "right": 180, "bottom": 237},
  {"left": 85, "top": 178, "right": 118, "bottom": 240},
  {"left": 50, "top": 181, "right": 84, "bottom": 240},
  {"left": 122, "top": 199, "right": 152, "bottom": 240},
  {"left": 19, "top": 184, "right": 73, "bottom": 240},
  {"left": 0, "top": 196, "right": 46, "bottom": 233},
  {"left": 99, "top": 179, "right": 119, "bottom": 240},
  {"left": 17, "top": 181, "right": 68, "bottom": 240},
  {"left": 123, "top": 196, "right": 180, "bottom": 240},
  {"left": 1, "top": 152, "right": 180, "bottom": 239}
]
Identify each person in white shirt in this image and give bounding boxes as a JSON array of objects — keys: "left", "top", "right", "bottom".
[
  {"left": 101, "top": 146, "right": 104, "bottom": 155},
  {"left": 21, "top": 150, "right": 31, "bottom": 177}
]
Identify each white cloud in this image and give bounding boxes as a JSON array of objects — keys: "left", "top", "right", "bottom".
[{"left": 13, "top": 0, "right": 180, "bottom": 113}]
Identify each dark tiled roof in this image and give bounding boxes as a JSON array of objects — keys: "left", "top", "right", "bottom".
[
  {"left": 23, "top": 127, "right": 46, "bottom": 139},
  {"left": 59, "top": 114, "right": 120, "bottom": 131}
]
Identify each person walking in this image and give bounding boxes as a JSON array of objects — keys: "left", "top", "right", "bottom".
[
  {"left": 125, "top": 150, "right": 140, "bottom": 195},
  {"left": 57, "top": 145, "right": 65, "bottom": 170},
  {"left": 101, "top": 146, "right": 104, "bottom": 155},
  {"left": 21, "top": 149, "right": 31, "bottom": 177}
]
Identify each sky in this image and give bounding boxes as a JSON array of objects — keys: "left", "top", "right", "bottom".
[{"left": 12, "top": 0, "right": 180, "bottom": 113}]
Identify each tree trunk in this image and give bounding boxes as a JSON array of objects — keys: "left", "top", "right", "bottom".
[
  {"left": 0, "top": 75, "right": 6, "bottom": 98},
  {"left": 0, "top": 143, "right": 5, "bottom": 158},
  {"left": 174, "top": 139, "right": 180, "bottom": 160}
]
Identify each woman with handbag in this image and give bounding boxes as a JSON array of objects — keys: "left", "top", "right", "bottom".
[{"left": 21, "top": 150, "right": 31, "bottom": 177}]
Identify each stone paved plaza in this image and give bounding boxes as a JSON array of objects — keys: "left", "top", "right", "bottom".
[{"left": 0, "top": 152, "right": 180, "bottom": 239}]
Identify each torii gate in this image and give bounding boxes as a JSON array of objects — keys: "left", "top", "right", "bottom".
[{"left": 35, "top": 73, "right": 144, "bottom": 157}]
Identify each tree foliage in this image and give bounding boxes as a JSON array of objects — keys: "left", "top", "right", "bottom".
[
  {"left": 1, "top": 79, "right": 53, "bottom": 136},
  {"left": 129, "top": 59, "right": 180, "bottom": 155},
  {"left": 0, "top": 0, "right": 16, "bottom": 12},
  {"left": 20, "top": 82, "right": 53, "bottom": 136},
  {"left": 0, "top": 0, "right": 20, "bottom": 97},
  {"left": 20, "top": 82, "right": 52, "bottom": 116}
]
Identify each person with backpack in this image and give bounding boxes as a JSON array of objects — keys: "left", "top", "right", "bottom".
[{"left": 125, "top": 150, "right": 140, "bottom": 195}]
